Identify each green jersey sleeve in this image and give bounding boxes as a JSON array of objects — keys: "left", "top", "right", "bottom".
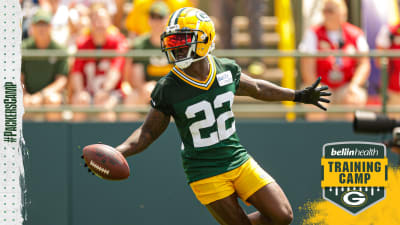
[
  {"left": 216, "top": 57, "right": 241, "bottom": 90},
  {"left": 231, "top": 61, "right": 241, "bottom": 90},
  {"left": 150, "top": 77, "right": 173, "bottom": 115}
]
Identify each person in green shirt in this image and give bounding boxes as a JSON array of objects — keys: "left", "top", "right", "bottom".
[
  {"left": 124, "top": 1, "right": 172, "bottom": 109},
  {"left": 22, "top": 9, "right": 68, "bottom": 121},
  {"left": 89, "top": 8, "right": 331, "bottom": 225}
]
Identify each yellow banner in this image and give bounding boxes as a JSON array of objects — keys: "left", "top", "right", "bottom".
[{"left": 321, "top": 158, "right": 388, "bottom": 187}]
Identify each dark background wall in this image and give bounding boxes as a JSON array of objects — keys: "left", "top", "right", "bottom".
[{"left": 22, "top": 121, "right": 398, "bottom": 225}]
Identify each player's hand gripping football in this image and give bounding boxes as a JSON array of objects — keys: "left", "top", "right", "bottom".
[
  {"left": 294, "top": 77, "right": 331, "bottom": 111},
  {"left": 81, "top": 143, "right": 130, "bottom": 180},
  {"left": 80, "top": 142, "right": 106, "bottom": 176},
  {"left": 81, "top": 155, "right": 95, "bottom": 175}
]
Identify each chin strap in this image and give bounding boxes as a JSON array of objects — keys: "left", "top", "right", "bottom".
[
  {"left": 176, "top": 54, "right": 208, "bottom": 69},
  {"left": 174, "top": 40, "right": 215, "bottom": 70},
  {"left": 175, "top": 59, "right": 192, "bottom": 69}
]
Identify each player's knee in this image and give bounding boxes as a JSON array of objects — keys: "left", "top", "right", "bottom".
[
  {"left": 257, "top": 205, "right": 293, "bottom": 225},
  {"left": 284, "top": 209, "right": 293, "bottom": 224},
  {"left": 275, "top": 207, "right": 293, "bottom": 225}
]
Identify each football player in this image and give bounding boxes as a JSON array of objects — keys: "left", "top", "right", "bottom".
[{"left": 115, "top": 8, "right": 330, "bottom": 225}]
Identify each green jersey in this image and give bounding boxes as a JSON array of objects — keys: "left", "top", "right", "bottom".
[
  {"left": 21, "top": 38, "right": 69, "bottom": 94},
  {"left": 150, "top": 55, "right": 249, "bottom": 183},
  {"left": 132, "top": 34, "right": 172, "bottom": 81}
]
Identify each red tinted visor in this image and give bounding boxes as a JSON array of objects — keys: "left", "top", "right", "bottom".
[{"left": 163, "top": 33, "right": 193, "bottom": 49}]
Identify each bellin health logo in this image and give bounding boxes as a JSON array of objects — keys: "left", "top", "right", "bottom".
[{"left": 321, "top": 142, "right": 388, "bottom": 215}]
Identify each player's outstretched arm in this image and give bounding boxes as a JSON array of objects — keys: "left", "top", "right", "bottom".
[
  {"left": 236, "top": 73, "right": 296, "bottom": 101},
  {"left": 116, "top": 108, "right": 171, "bottom": 158},
  {"left": 236, "top": 73, "right": 331, "bottom": 110}
]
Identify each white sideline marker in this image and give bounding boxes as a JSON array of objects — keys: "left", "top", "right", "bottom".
[{"left": 0, "top": 1, "right": 24, "bottom": 225}]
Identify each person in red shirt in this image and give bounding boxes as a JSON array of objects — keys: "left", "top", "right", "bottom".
[
  {"left": 376, "top": 22, "right": 400, "bottom": 108},
  {"left": 299, "top": 0, "right": 370, "bottom": 120},
  {"left": 70, "top": 3, "right": 127, "bottom": 121}
]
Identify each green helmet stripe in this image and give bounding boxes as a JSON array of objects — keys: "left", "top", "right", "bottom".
[
  {"left": 169, "top": 7, "right": 188, "bottom": 26},
  {"left": 167, "top": 10, "right": 177, "bottom": 26}
]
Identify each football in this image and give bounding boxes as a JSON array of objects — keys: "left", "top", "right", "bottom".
[{"left": 82, "top": 144, "right": 130, "bottom": 180}]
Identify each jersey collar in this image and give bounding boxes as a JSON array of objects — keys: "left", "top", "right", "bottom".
[{"left": 172, "top": 55, "right": 216, "bottom": 90}]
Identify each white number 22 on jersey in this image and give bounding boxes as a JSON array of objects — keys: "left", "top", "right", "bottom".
[{"left": 185, "top": 91, "right": 235, "bottom": 148}]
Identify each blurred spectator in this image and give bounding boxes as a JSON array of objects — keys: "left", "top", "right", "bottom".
[
  {"left": 41, "top": 0, "right": 116, "bottom": 13},
  {"left": 40, "top": 0, "right": 70, "bottom": 46},
  {"left": 21, "top": 0, "right": 41, "bottom": 40},
  {"left": 22, "top": 9, "right": 68, "bottom": 121},
  {"left": 68, "top": 3, "right": 90, "bottom": 51},
  {"left": 70, "top": 3, "right": 128, "bottom": 121},
  {"left": 125, "top": 0, "right": 194, "bottom": 38},
  {"left": 212, "top": 0, "right": 265, "bottom": 49},
  {"left": 125, "top": 1, "right": 172, "bottom": 106},
  {"left": 40, "top": 0, "right": 123, "bottom": 43},
  {"left": 67, "top": 0, "right": 124, "bottom": 45},
  {"left": 22, "top": 0, "right": 70, "bottom": 44},
  {"left": 112, "top": 0, "right": 125, "bottom": 29},
  {"left": 376, "top": 22, "right": 400, "bottom": 107},
  {"left": 299, "top": 0, "right": 370, "bottom": 120},
  {"left": 67, "top": 0, "right": 117, "bottom": 19}
]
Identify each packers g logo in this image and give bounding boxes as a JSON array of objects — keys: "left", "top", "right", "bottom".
[
  {"left": 196, "top": 11, "right": 210, "bottom": 22},
  {"left": 342, "top": 191, "right": 366, "bottom": 206}
]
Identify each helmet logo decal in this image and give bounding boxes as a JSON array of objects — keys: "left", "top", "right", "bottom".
[
  {"left": 196, "top": 11, "right": 210, "bottom": 22},
  {"left": 166, "top": 24, "right": 180, "bottom": 33}
]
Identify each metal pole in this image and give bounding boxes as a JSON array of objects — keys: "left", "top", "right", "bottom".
[
  {"left": 349, "top": 0, "right": 362, "bottom": 27},
  {"left": 381, "top": 57, "right": 389, "bottom": 114}
]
